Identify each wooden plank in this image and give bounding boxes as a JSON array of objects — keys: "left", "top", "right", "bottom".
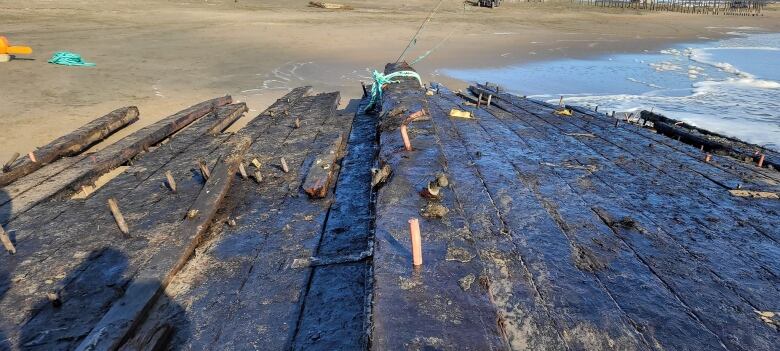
[
  {"left": 0, "top": 101, "right": 255, "bottom": 349},
  {"left": 0, "top": 96, "right": 231, "bottom": 224},
  {"left": 370, "top": 66, "right": 508, "bottom": 350},
  {"left": 427, "top": 96, "right": 568, "bottom": 349},
  {"left": 466, "top": 88, "right": 779, "bottom": 350},
  {"left": 434, "top": 88, "right": 728, "bottom": 350},
  {"left": 116, "top": 89, "right": 324, "bottom": 349},
  {"left": 0, "top": 106, "right": 139, "bottom": 187},
  {"left": 302, "top": 131, "right": 345, "bottom": 198},
  {"left": 428, "top": 89, "right": 649, "bottom": 349},
  {"left": 207, "top": 103, "right": 247, "bottom": 136},
  {"left": 74, "top": 135, "right": 251, "bottom": 351}
]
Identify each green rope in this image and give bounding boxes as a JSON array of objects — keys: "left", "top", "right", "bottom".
[
  {"left": 48, "top": 51, "right": 95, "bottom": 67},
  {"left": 364, "top": 70, "right": 422, "bottom": 113}
]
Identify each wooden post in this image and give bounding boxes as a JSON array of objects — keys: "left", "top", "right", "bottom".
[
  {"left": 0, "top": 225, "right": 16, "bottom": 254},
  {"left": 280, "top": 157, "right": 289, "bottom": 173},
  {"left": 408, "top": 218, "right": 422, "bottom": 266},
  {"left": 486, "top": 94, "right": 493, "bottom": 107},
  {"left": 253, "top": 170, "right": 263, "bottom": 183},
  {"left": 361, "top": 81, "right": 368, "bottom": 97},
  {"left": 705, "top": 153, "right": 712, "bottom": 163},
  {"left": 28, "top": 151, "right": 37, "bottom": 163},
  {"left": 477, "top": 92, "right": 483, "bottom": 109},
  {"left": 165, "top": 170, "right": 177, "bottom": 192},
  {"left": 294, "top": 117, "right": 301, "bottom": 129},
  {"left": 107, "top": 198, "right": 130, "bottom": 235},
  {"left": 757, "top": 154, "right": 765, "bottom": 168}
]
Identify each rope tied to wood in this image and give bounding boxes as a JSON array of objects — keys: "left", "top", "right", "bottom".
[
  {"left": 364, "top": 69, "right": 422, "bottom": 113},
  {"left": 48, "top": 51, "right": 96, "bottom": 67}
]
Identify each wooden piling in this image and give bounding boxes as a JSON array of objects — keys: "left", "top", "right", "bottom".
[
  {"left": 280, "top": 157, "right": 289, "bottom": 173},
  {"left": 238, "top": 163, "right": 248, "bottom": 179}
]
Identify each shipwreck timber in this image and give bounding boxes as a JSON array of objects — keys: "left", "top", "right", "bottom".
[{"left": 0, "top": 63, "right": 778, "bottom": 351}]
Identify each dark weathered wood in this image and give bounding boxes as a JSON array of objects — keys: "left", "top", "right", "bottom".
[
  {"left": 207, "top": 103, "right": 247, "bottom": 136},
  {"left": 0, "top": 96, "right": 230, "bottom": 224},
  {"left": 467, "top": 86, "right": 780, "bottom": 349},
  {"left": 0, "top": 97, "right": 256, "bottom": 348},
  {"left": 434, "top": 87, "right": 729, "bottom": 350},
  {"left": 302, "top": 132, "right": 345, "bottom": 198},
  {"left": 0, "top": 106, "right": 140, "bottom": 187},
  {"left": 370, "top": 66, "right": 507, "bottom": 350},
  {"left": 112, "top": 88, "right": 320, "bottom": 349},
  {"left": 376, "top": 61, "right": 429, "bottom": 132},
  {"left": 293, "top": 99, "right": 376, "bottom": 350},
  {"left": 641, "top": 110, "right": 779, "bottom": 170},
  {"left": 75, "top": 135, "right": 251, "bottom": 351}
]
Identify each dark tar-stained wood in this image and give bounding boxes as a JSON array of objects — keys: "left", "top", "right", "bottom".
[{"left": 302, "top": 132, "right": 346, "bottom": 198}]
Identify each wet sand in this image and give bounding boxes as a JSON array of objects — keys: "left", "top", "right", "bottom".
[{"left": 1, "top": 0, "right": 779, "bottom": 162}]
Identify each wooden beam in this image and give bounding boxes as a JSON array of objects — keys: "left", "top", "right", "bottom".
[
  {"left": 0, "top": 107, "right": 140, "bottom": 186},
  {"left": 302, "top": 132, "right": 346, "bottom": 198},
  {"left": 0, "top": 96, "right": 231, "bottom": 224}
]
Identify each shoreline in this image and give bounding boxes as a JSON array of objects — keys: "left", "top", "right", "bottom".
[{"left": 2, "top": 0, "right": 779, "bottom": 162}]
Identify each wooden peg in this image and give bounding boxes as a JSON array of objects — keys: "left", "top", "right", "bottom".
[
  {"left": 238, "top": 163, "right": 248, "bottom": 180},
  {"left": 757, "top": 154, "right": 765, "bottom": 168},
  {"left": 165, "top": 170, "right": 177, "bottom": 192},
  {"left": 595, "top": 105, "right": 599, "bottom": 112},
  {"left": 251, "top": 158, "right": 261, "bottom": 169},
  {"left": 187, "top": 209, "right": 199, "bottom": 219},
  {"left": 614, "top": 119, "right": 619, "bottom": 127},
  {"left": 280, "top": 157, "right": 289, "bottom": 173},
  {"left": 559, "top": 96, "right": 564, "bottom": 107},
  {"left": 700, "top": 145, "right": 704, "bottom": 151},
  {"left": 705, "top": 153, "right": 712, "bottom": 163},
  {"left": 361, "top": 81, "right": 368, "bottom": 97},
  {"left": 409, "top": 218, "right": 422, "bottom": 266},
  {"left": 294, "top": 117, "right": 301, "bottom": 129},
  {"left": 0, "top": 226, "right": 16, "bottom": 254},
  {"left": 400, "top": 124, "right": 412, "bottom": 151},
  {"left": 198, "top": 161, "right": 211, "bottom": 181},
  {"left": 107, "top": 198, "right": 130, "bottom": 235},
  {"left": 477, "top": 92, "right": 483, "bottom": 109},
  {"left": 28, "top": 151, "right": 37, "bottom": 163}
]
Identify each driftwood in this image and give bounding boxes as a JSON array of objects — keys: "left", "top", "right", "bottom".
[
  {"left": 308, "top": 1, "right": 353, "bottom": 10},
  {"left": 0, "top": 106, "right": 139, "bottom": 186},
  {"left": 303, "top": 132, "right": 345, "bottom": 198},
  {"left": 640, "top": 110, "right": 779, "bottom": 170}
]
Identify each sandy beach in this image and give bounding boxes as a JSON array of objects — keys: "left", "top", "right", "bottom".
[{"left": 1, "top": 0, "right": 779, "bottom": 162}]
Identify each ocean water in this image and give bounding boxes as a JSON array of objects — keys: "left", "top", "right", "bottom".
[{"left": 441, "top": 32, "right": 780, "bottom": 151}]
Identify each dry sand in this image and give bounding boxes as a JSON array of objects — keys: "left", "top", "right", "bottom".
[{"left": 1, "top": 0, "right": 779, "bottom": 163}]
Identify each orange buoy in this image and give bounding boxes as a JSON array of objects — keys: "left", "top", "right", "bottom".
[{"left": 0, "top": 36, "right": 33, "bottom": 55}]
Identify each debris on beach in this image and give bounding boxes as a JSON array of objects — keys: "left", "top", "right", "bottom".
[{"left": 308, "top": 2, "right": 353, "bottom": 10}]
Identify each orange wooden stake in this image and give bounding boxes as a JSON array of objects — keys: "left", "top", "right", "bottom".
[
  {"left": 28, "top": 151, "right": 37, "bottom": 163},
  {"left": 705, "top": 153, "right": 712, "bottom": 163},
  {"left": 400, "top": 124, "right": 412, "bottom": 151},
  {"left": 409, "top": 218, "right": 422, "bottom": 266},
  {"left": 757, "top": 154, "right": 765, "bottom": 168}
]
